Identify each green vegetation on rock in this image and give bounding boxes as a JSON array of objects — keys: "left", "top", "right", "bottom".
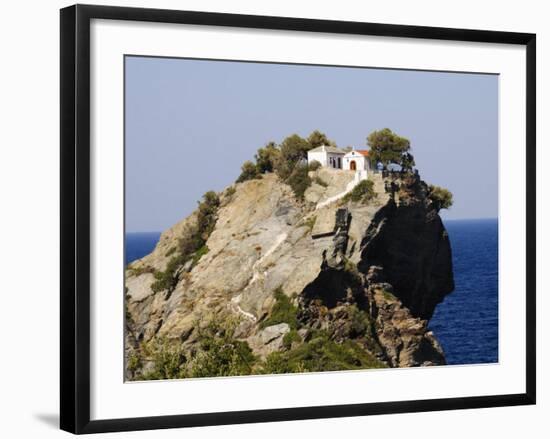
[
  {"left": 344, "top": 179, "right": 376, "bottom": 204},
  {"left": 236, "top": 160, "right": 261, "bottom": 183},
  {"left": 127, "top": 352, "right": 142, "bottom": 373},
  {"left": 224, "top": 185, "right": 236, "bottom": 199},
  {"left": 139, "top": 338, "right": 188, "bottom": 380},
  {"left": 307, "top": 160, "right": 322, "bottom": 171},
  {"left": 367, "top": 128, "right": 411, "bottom": 169},
  {"left": 276, "top": 134, "right": 312, "bottom": 180},
  {"left": 428, "top": 184, "right": 453, "bottom": 211},
  {"left": 189, "top": 321, "right": 257, "bottom": 378},
  {"left": 314, "top": 176, "right": 328, "bottom": 187},
  {"left": 165, "top": 246, "right": 177, "bottom": 257},
  {"left": 127, "top": 264, "right": 155, "bottom": 277},
  {"left": 191, "top": 245, "right": 209, "bottom": 267},
  {"left": 255, "top": 142, "right": 280, "bottom": 174},
  {"left": 131, "top": 295, "right": 388, "bottom": 380},
  {"left": 303, "top": 215, "right": 317, "bottom": 232},
  {"left": 286, "top": 163, "right": 312, "bottom": 200},
  {"left": 260, "top": 288, "right": 300, "bottom": 330},
  {"left": 347, "top": 305, "right": 374, "bottom": 338},
  {"left": 151, "top": 191, "right": 220, "bottom": 294},
  {"left": 151, "top": 256, "right": 183, "bottom": 293},
  {"left": 282, "top": 329, "right": 302, "bottom": 349},
  {"left": 135, "top": 321, "right": 257, "bottom": 380},
  {"left": 261, "top": 331, "right": 386, "bottom": 374},
  {"left": 233, "top": 131, "right": 336, "bottom": 200}
]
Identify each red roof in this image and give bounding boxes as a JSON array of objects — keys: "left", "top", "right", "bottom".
[{"left": 355, "top": 149, "right": 370, "bottom": 157}]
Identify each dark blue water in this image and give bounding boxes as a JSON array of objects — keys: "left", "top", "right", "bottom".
[
  {"left": 429, "top": 218, "right": 498, "bottom": 365},
  {"left": 125, "top": 232, "right": 161, "bottom": 266},
  {"left": 126, "top": 219, "right": 498, "bottom": 365}
]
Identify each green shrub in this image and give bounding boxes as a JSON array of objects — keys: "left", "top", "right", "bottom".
[
  {"left": 308, "top": 160, "right": 322, "bottom": 171},
  {"left": 261, "top": 351, "right": 306, "bottom": 374},
  {"left": 286, "top": 164, "right": 312, "bottom": 200},
  {"left": 165, "top": 247, "right": 177, "bottom": 257},
  {"left": 348, "top": 305, "right": 372, "bottom": 338},
  {"left": 188, "top": 321, "right": 257, "bottom": 378},
  {"left": 314, "top": 176, "right": 328, "bottom": 187},
  {"left": 196, "top": 191, "right": 220, "bottom": 242},
  {"left": 276, "top": 134, "right": 311, "bottom": 180},
  {"left": 345, "top": 179, "right": 376, "bottom": 203},
  {"left": 343, "top": 258, "right": 361, "bottom": 281},
  {"left": 282, "top": 329, "right": 302, "bottom": 349},
  {"left": 150, "top": 255, "right": 183, "bottom": 293},
  {"left": 139, "top": 338, "right": 187, "bottom": 380},
  {"left": 127, "top": 352, "right": 142, "bottom": 372},
  {"left": 304, "top": 215, "right": 317, "bottom": 232},
  {"left": 236, "top": 160, "right": 261, "bottom": 183},
  {"left": 125, "top": 302, "right": 133, "bottom": 324},
  {"left": 190, "top": 339, "right": 256, "bottom": 378},
  {"left": 224, "top": 186, "right": 236, "bottom": 198},
  {"left": 191, "top": 245, "right": 209, "bottom": 266},
  {"left": 128, "top": 264, "right": 155, "bottom": 277},
  {"left": 260, "top": 288, "right": 300, "bottom": 330},
  {"left": 261, "top": 331, "right": 386, "bottom": 374},
  {"left": 255, "top": 142, "right": 280, "bottom": 174},
  {"left": 180, "top": 191, "right": 219, "bottom": 257},
  {"left": 428, "top": 185, "right": 453, "bottom": 210},
  {"left": 178, "top": 224, "right": 202, "bottom": 258},
  {"left": 152, "top": 192, "right": 220, "bottom": 294}
]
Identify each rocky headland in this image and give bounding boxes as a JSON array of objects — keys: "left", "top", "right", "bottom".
[{"left": 125, "top": 166, "right": 454, "bottom": 380}]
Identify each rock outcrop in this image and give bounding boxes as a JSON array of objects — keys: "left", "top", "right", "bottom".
[{"left": 125, "top": 168, "right": 454, "bottom": 379}]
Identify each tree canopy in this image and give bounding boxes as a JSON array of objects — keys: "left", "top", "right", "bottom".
[
  {"left": 400, "top": 152, "right": 416, "bottom": 172},
  {"left": 276, "top": 134, "right": 311, "bottom": 179},
  {"left": 307, "top": 130, "right": 334, "bottom": 149},
  {"left": 367, "top": 128, "right": 411, "bottom": 169},
  {"left": 236, "top": 160, "right": 260, "bottom": 183},
  {"left": 234, "top": 130, "right": 342, "bottom": 199},
  {"left": 280, "top": 134, "right": 311, "bottom": 162},
  {"left": 255, "top": 142, "right": 280, "bottom": 174},
  {"left": 428, "top": 185, "right": 453, "bottom": 211}
]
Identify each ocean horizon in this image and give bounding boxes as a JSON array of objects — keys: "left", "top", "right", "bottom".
[{"left": 125, "top": 217, "right": 498, "bottom": 366}]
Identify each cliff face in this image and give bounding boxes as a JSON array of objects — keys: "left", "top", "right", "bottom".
[
  {"left": 359, "top": 176, "right": 455, "bottom": 320},
  {"left": 125, "top": 168, "right": 454, "bottom": 379}
]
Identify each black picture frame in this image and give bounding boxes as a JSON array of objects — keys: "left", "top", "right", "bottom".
[{"left": 60, "top": 4, "right": 536, "bottom": 434}]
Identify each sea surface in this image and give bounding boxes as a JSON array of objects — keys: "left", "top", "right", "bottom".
[
  {"left": 125, "top": 218, "right": 498, "bottom": 366},
  {"left": 429, "top": 218, "right": 498, "bottom": 365},
  {"left": 125, "top": 232, "right": 161, "bottom": 266}
]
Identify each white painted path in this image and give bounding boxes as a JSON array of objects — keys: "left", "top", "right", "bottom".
[
  {"left": 229, "top": 232, "right": 288, "bottom": 322},
  {"left": 315, "top": 170, "right": 368, "bottom": 210}
]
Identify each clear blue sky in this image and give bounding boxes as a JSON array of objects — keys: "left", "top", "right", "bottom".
[{"left": 125, "top": 56, "right": 498, "bottom": 233}]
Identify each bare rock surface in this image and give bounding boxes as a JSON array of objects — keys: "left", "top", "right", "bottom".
[{"left": 248, "top": 323, "right": 291, "bottom": 358}]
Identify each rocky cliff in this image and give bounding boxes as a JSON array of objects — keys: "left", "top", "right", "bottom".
[{"left": 125, "top": 168, "right": 454, "bottom": 380}]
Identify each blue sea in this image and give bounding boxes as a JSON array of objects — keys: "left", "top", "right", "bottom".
[
  {"left": 125, "top": 232, "right": 161, "bottom": 266},
  {"left": 429, "top": 218, "right": 498, "bottom": 365},
  {"left": 125, "top": 218, "right": 498, "bottom": 365}
]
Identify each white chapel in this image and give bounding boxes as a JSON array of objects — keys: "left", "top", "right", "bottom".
[
  {"left": 342, "top": 149, "right": 373, "bottom": 172},
  {"left": 306, "top": 145, "right": 345, "bottom": 169},
  {"left": 307, "top": 145, "right": 374, "bottom": 175}
]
